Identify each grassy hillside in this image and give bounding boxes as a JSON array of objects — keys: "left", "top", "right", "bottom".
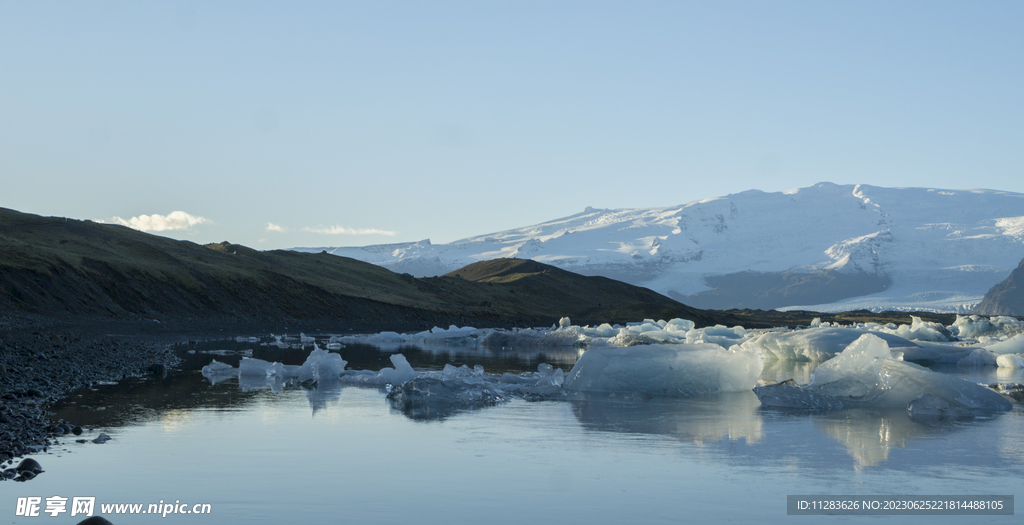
[{"left": 0, "top": 208, "right": 737, "bottom": 330}]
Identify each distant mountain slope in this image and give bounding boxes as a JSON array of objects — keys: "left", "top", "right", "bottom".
[
  {"left": 0, "top": 208, "right": 731, "bottom": 329},
  {"left": 296, "top": 183, "right": 1024, "bottom": 313},
  {"left": 974, "top": 259, "right": 1024, "bottom": 316},
  {"left": 444, "top": 258, "right": 722, "bottom": 327}
]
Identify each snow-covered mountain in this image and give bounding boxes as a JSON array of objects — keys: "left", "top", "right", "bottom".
[{"left": 294, "top": 183, "right": 1024, "bottom": 313}]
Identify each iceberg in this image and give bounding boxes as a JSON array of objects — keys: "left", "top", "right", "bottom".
[
  {"left": 957, "top": 348, "right": 998, "bottom": 367},
  {"left": 952, "top": 315, "right": 1024, "bottom": 339},
  {"left": 983, "top": 334, "right": 1024, "bottom": 355},
  {"left": 996, "top": 354, "right": 1024, "bottom": 369},
  {"left": 754, "top": 334, "right": 1012, "bottom": 416},
  {"left": 562, "top": 343, "right": 763, "bottom": 396},
  {"left": 752, "top": 327, "right": 921, "bottom": 362},
  {"left": 295, "top": 347, "right": 347, "bottom": 382}
]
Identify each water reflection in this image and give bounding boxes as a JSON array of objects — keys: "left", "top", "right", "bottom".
[
  {"left": 570, "top": 392, "right": 764, "bottom": 445},
  {"left": 51, "top": 339, "right": 1024, "bottom": 477},
  {"left": 812, "top": 408, "right": 958, "bottom": 468}
]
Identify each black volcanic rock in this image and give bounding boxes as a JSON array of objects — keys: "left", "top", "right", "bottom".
[{"left": 974, "top": 258, "right": 1024, "bottom": 316}]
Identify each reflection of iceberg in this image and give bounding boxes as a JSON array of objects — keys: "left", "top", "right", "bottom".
[
  {"left": 304, "top": 378, "right": 342, "bottom": 414},
  {"left": 238, "top": 374, "right": 288, "bottom": 393},
  {"left": 814, "top": 409, "right": 932, "bottom": 468},
  {"left": 563, "top": 343, "right": 763, "bottom": 396},
  {"left": 755, "top": 335, "right": 1013, "bottom": 416},
  {"left": 570, "top": 392, "right": 764, "bottom": 445}
]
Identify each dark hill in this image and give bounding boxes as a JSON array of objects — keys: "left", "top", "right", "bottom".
[
  {"left": 974, "top": 259, "right": 1024, "bottom": 316},
  {"left": 445, "top": 258, "right": 722, "bottom": 327},
  {"left": 0, "top": 208, "right": 737, "bottom": 331}
]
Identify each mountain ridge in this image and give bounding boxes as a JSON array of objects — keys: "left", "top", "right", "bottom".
[{"left": 297, "top": 182, "right": 1024, "bottom": 313}]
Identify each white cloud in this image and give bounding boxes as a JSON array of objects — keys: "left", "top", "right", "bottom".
[
  {"left": 303, "top": 225, "right": 397, "bottom": 236},
  {"left": 108, "top": 211, "right": 209, "bottom": 232},
  {"left": 266, "top": 222, "right": 287, "bottom": 233}
]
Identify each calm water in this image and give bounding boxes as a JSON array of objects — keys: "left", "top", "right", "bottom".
[{"left": 9, "top": 340, "right": 1024, "bottom": 524}]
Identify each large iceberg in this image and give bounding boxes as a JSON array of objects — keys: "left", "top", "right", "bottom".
[
  {"left": 754, "top": 334, "right": 1013, "bottom": 416},
  {"left": 562, "top": 343, "right": 763, "bottom": 396},
  {"left": 752, "top": 327, "right": 922, "bottom": 362}
]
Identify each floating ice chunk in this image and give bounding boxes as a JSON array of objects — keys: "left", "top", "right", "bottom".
[
  {"left": 296, "top": 346, "right": 347, "bottom": 382},
  {"left": 562, "top": 343, "right": 763, "bottom": 396},
  {"left": 753, "top": 327, "right": 920, "bottom": 362},
  {"left": 953, "top": 315, "right": 1024, "bottom": 339},
  {"left": 201, "top": 359, "right": 238, "bottom": 385},
  {"left": 559, "top": 317, "right": 571, "bottom": 328},
  {"left": 235, "top": 336, "right": 260, "bottom": 343},
  {"left": 201, "top": 359, "right": 235, "bottom": 375},
  {"left": 239, "top": 357, "right": 286, "bottom": 377},
  {"left": 387, "top": 377, "right": 506, "bottom": 419},
  {"left": 355, "top": 354, "right": 419, "bottom": 385},
  {"left": 996, "top": 354, "right": 1024, "bottom": 369},
  {"left": 665, "top": 318, "right": 695, "bottom": 333},
  {"left": 299, "top": 333, "right": 315, "bottom": 343},
  {"left": 686, "top": 325, "right": 749, "bottom": 347},
  {"left": 984, "top": 334, "right": 1024, "bottom": 355},
  {"left": 873, "top": 316, "right": 955, "bottom": 342},
  {"left": 957, "top": 348, "right": 998, "bottom": 367},
  {"left": 756, "top": 334, "right": 1012, "bottom": 415}
]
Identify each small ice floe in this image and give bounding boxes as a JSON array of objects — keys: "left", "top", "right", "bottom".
[
  {"left": 386, "top": 362, "right": 568, "bottom": 419},
  {"left": 995, "top": 353, "right": 1024, "bottom": 369},
  {"left": 957, "top": 348, "right": 998, "bottom": 367},
  {"left": 754, "top": 334, "right": 1013, "bottom": 417}
]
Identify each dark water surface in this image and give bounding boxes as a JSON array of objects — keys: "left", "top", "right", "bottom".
[{"left": 11, "top": 339, "right": 1024, "bottom": 524}]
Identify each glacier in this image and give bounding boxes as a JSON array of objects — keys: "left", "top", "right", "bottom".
[{"left": 293, "top": 183, "right": 1024, "bottom": 313}]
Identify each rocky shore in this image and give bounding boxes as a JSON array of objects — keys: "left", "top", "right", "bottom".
[{"left": 0, "top": 314, "right": 180, "bottom": 480}]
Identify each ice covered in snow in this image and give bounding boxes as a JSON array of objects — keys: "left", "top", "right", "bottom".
[
  {"left": 562, "top": 343, "right": 763, "bottom": 396},
  {"left": 754, "top": 334, "right": 1013, "bottom": 415}
]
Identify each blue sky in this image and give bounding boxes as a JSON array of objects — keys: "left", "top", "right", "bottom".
[{"left": 2, "top": 1, "right": 1021, "bottom": 249}]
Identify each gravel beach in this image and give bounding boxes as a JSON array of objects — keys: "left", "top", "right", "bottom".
[{"left": 0, "top": 314, "right": 181, "bottom": 478}]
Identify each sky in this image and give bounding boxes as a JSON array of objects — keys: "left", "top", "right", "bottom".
[{"left": 2, "top": 1, "right": 1022, "bottom": 249}]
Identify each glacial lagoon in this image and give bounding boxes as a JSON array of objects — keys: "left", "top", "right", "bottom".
[{"left": 16, "top": 320, "right": 1024, "bottom": 524}]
